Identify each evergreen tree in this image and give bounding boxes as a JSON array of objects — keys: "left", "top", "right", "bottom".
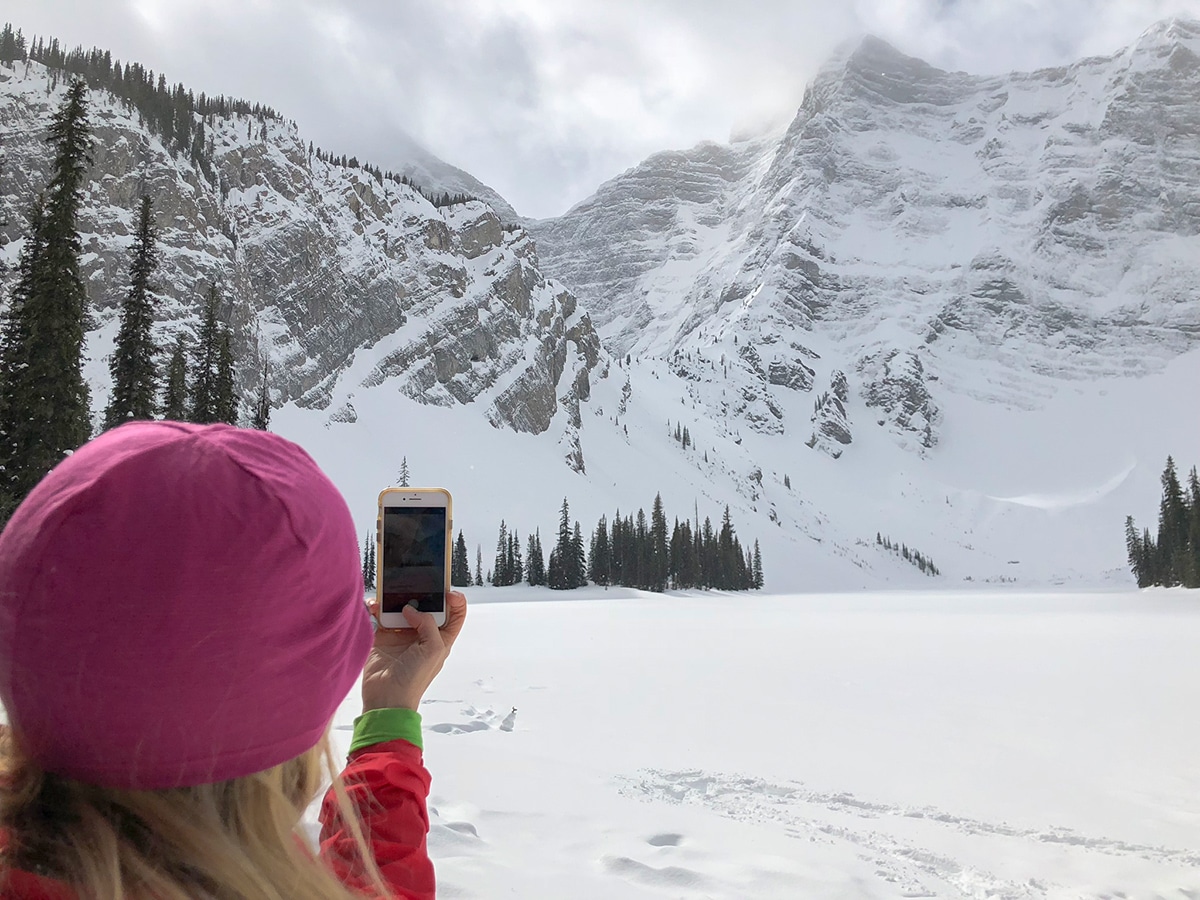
[
  {"left": 474, "top": 545, "right": 483, "bottom": 587},
  {"left": 492, "top": 520, "right": 509, "bottom": 586},
  {"left": 549, "top": 498, "right": 573, "bottom": 590},
  {"left": 1142, "top": 527, "right": 1157, "bottom": 585},
  {"left": 571, "top": 522, "right": 586, "bottom": 589},
  {"left": 633, "top": 508, "right": 649, "bottom": 589},
  {"left": 699, "top": 516, "right": 715, "bottom": 588},
  {"left": 0, "top": 81, "right": 93, "bottom": 520},
  {"left": 361, "top": 534, "right": 377, "bottom": 591},
  {"left": 1158, "top": 457, "right": 1189, "bottom": 586},
  {"left": 649, "top": 493, "right": 668, "bottom": 591},
  {"left": 511, "top": 530, "right": 524, "bottom": 584},
  {"left": 251, "top": 358, "right": 271, "bottom": 430},
  {"left": 547, "top": 546, "right": 562, "bottom": 589},
  {"left": 610, "top": 511, "right": 625, "bottom": 587},
  {"left": 397, "top": 457, "right": 410, "bottom": 486},
  {"left": 189, "top": 285, "right": 222, "bottom": 423},
  {"left": 1126, "top": 515, "right": 1148, "bottom": 588},
  {"left": 162, "top": 333, "right": 189, "bottom": 420},
  {"left": 589, "top": 515, "right": 611, "bottom": 586},
  {"left": 214, "top": 325, "right": 238, "bottom": 425},
  {"left": 752, "top": 540, "right": 764, "bottom": 589},
  {"left": 105, "top": 195, "right": 160, "bottom": 428},
  {"left": 717, "top": 506, "right": 738, "bottom": 589},
  {"left": 0, "top": 24, "right": 29, "bottom": 65},
  {"left": 526, "top": 530, "right": 545, "bottom": 585},
  {"left": 451, "top": 530, "right": 471, "bottom": 587}
]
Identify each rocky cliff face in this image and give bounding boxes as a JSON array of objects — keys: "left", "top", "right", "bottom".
[
  {"left": 0, "top": 60, "right": 602, "bottom": 443},
  {"left": 529, "top": 19, "right": 1200, "bottom": 452}
]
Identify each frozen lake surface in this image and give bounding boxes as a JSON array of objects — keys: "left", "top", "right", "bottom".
[{"left": 322, "top": 587, "right": 1200, "bottom": 898}]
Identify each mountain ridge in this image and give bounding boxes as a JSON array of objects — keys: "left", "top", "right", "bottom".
[{"left": 1, "top": 22, "right": 1198, "bottom": 589}]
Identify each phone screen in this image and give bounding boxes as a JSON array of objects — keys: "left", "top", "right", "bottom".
[{"left": 381, "top": 507, "right": 447, "bottom": 614}]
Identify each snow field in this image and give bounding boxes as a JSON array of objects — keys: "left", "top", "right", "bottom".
[
  {"left": 275, "top": 339, "right": 1200, "bottom": 593},
  {"left": 313, "top": 588, "right": 1200, "bottom": 899}
]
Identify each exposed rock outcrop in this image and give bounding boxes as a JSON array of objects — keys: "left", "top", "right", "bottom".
[
  {"left": 807, "top": 370, "right": 852, "bottom": 458},
  {"left": 859, "top": 351, "right": 938, "bottom": 451},
  {"left": 0, "top": 61, "right": 605, "bottom": 444}
]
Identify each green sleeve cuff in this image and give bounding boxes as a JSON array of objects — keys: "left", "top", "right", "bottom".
[{"left": 349, "top": 708, "right": 424, "bottom": 753}]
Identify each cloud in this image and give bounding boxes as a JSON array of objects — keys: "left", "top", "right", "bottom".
[{"left": 6, "top": 0, "right": 1200, "bottom": 216}]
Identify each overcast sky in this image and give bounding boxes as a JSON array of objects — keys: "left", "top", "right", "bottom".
[{"left": 7, "top": 0, "right": 1200, "bottom": 217}]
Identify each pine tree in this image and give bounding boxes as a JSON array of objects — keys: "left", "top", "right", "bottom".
[
  {"left": 589, "top": 515, "right": 611, "bottom": 586},
  {"left": 699, "top": 516, "right": 715, "bottom": 588},
  {"left": 189, "top": 285, "right": 222, "bottom": 423},
  {"left": 251, "top": 358, "right": 271, "bottom": 430},
  {"left": 649, "top": 493, "right": 669, "bottom": 591},
  {"left": 633, "top": 508, "right": 649, "bottom": 589},
  {"left": 527, "top": 530, "right": 545, "bottom": 585},
  {"left": 214, "top": 325, "right": 238, "bottom": 425},
  {"left": 0, "top": 81, "right": 93, "bottom": 520},
  {"left": 474, "top": 545, "right": 483, "bottom": 587},
  {"left": 549, "top": 498, "right": 573, "bottom": 590},
  {"left": 451, "top": 530, "right": 471, "bottom": 587},
  {"left": 610, "top": 511, "right": 625, "bottom": 587},
  {"left": 571, "top": 522, "right": 586, "bottom": 589},
  {"left": 717, "top": 506, "right": 737, "bottom": 589},
  {"left": 105, "top": 195, "right": 160, "bottom": 428},
  {"left": 162, "top": 333, "right": 189, "bottom": 420},
  {"left": 546, "top": 546, "right": 561, "bottom": 589},
  {"left": 1141, "top": 527, "right": 1157, "bottom": 586},
  {"left": 1158, "top": 457, "right": 1189, "bottom": 586},
  {"left": 511, "top": 531, "right": 524, "bottom": 584},
  {"left": 367, "top": 541, "right": 376, "bottom": 591},
  {"left": 397, "top": 457, "right": 410, "bottom": 486},
  {"left": 492, "top": 520, "right": 509, "bottom": 586},
  {"left": 1125, "top": 515, "right": 1148, "bottom": 588},
  {"left": 362, "top": 535, "right": 372, "bottom": 592},
  {"left": 361, "top": 534, "right": 375, "bottom": 591},
  {"left": 752, "top": 540, "right": 764, "bottom": 589}
]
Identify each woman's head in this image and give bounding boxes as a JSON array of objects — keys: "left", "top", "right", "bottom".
[
  {"left": 0, "top": 422, "right": 383, "bottom": 898},
  {"left": 0, "top": 421, "right": 373, "bottom": 789}
]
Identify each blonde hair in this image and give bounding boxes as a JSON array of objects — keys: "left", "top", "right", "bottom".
[{"left": 0, "top": 728, "right": 388, "bottom": 900}]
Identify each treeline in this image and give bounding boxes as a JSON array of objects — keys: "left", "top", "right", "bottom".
[
  {"left": 2, "top": 23, "right": 280, "bottom": 184},
  {"left": 1125, "top": 457, "right": 1200, "bottom": 588},
  {"left": 448, "top": 496, "right": 764, "bottom": 592},
  {"left": 5, "top": 23, "right": 480, "bottom": 216},
  {"left": 308, "top": 147, "right": 477, "bottom": 208},
  {"left": 0, "top": 82, "right": 268, "bottom": 521},
  {"left": 876, "top": 533, "right": 940, "bottom": 576}
]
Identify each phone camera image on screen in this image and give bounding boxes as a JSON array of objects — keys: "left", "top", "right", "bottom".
[{"left": 382, "top": 507, "right": 446, "bottom": 614}]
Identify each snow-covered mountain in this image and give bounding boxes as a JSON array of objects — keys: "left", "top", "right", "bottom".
[
  {"left": 1, "top": 22, "right": 1198, "bottom": 592},
  {"left": 529, "top": 19, "right": 1200, "bottom": 449}
]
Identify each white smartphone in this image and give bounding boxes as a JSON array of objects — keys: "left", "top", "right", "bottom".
[{"left": 376, "top": 487, "right": 452, "bottom": 629}]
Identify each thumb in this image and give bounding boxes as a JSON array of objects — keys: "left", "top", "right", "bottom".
[{"left": 402, "top": 603, "right": 441, "bottom": 644}]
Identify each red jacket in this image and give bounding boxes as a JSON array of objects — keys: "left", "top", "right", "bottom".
[{"left": 0, "top": 739, "right": 434, "bottom": 899}]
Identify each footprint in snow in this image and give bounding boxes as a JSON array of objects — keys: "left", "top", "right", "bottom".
[{"left": 428, "top": 705, "right": 517, "bottom": 735}]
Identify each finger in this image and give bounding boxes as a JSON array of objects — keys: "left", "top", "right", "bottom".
[
  {"left": 402, "top": 603, "right": 442, "bottom": 645},
  {"left": 440, "top": 591, "right": 468, "bottom": 647}
]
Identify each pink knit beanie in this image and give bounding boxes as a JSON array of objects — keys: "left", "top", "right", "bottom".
[{"left": 0, "top": 422, "right": 373, "bottom": 789}]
